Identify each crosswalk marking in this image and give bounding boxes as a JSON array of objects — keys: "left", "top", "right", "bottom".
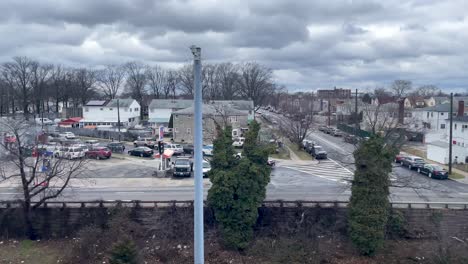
[{"left": 279, "top": 160, "right": 354, "bottom": 184}]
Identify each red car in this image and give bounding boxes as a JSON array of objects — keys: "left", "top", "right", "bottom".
[
  {"left": 85, "top": 147, "right": 112, "bottom": 160},
  {"left": 394, "top": 153, "right": 409, "bottom": 164}
]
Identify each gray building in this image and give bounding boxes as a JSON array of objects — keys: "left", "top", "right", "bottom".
[{"left": 172, "top": 104, "right": 249, "bottom": 144}]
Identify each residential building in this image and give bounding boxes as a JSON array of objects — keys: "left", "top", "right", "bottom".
[
  {"left": 172, "top": 104, "right": 248, "bottom": 144},
  {"left": 317, "top": 87, "right": 351, "bottom": 99},
  {"left": 79, "top": 99, "right": 140, "bottom": 128},
  {"left": 210, "top": 100, "right": 255, "bottom": 122},
  {"left": 148, "top": 99, "right": 193, "bottom": 128}
]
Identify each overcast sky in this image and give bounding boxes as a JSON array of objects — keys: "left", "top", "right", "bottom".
[{"left": 0, "top": 0, "right": 467, "bottom": 92}]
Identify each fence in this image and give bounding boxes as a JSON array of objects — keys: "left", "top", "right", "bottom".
[
  {"left": 337, "top": 123, "right": 371, "bottom": 138},
  {"left": 56, "top": 127, "right": 151, "bottom": 142}
]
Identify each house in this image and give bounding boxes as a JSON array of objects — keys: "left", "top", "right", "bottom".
[
  {"left": 79, "top": 99, "right": 140, "bottom": 128},
  {"left": 148, "top": 99, "right": 255, "bottom": 129},
  {"left": 427, "top": 101, "right": 468, "bottom": 164},
  {"left": 172, "top": 104, "right": 249, "bottom": 144},
  {"left": 148, "top": 99, "right": 193, "bottom": 129}
]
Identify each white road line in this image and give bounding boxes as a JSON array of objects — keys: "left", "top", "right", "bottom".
[{"left": 327, "top": 157, "right": 354, "bottom": 174}]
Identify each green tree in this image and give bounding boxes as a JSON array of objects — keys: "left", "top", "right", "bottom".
[
  {"left": 208, "top": 121, "right": 271, "bottom": 249},
  {"left": 109, "top": 238, "right": 140, "bottom": 264},
  {"left": 348, "top": 136, "right": 396, "bottom": 255}
]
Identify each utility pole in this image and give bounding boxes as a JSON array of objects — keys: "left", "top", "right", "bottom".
[
  {"left": 354, "top": 89, "right": 358, "bottom": 136},
  {"left": 190, "top": 45, "right": 204, "bottom": 264},
  {"left": 449, "top": 93, "right": 453, "bottom": 175},
  {"left": 117, "top": 99, "right": 121, "bottom": 142},
  {"left": 328, "top": 93, "right": 331, "bottom": 126}
]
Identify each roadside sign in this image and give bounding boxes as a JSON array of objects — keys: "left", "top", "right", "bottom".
[{"left": 159, "top": 126, "right": 164, "bottom": 141}]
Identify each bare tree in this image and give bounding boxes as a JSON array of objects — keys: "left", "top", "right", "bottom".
[
  {"left": 391, "top": 80, "right": 412, "bottom": 98},
  {"left": 0, "top": 118, "right": 86, "bottom": 239},
  {"left": 178, "top": 64, "right": 194, "bottom": 97},
  {"left": 412, "top": 85, "right": 440, "bottom": 97},
  {"left": 203, "top": 63, "right": 219, "bottom": 100},
  {"left": 216, "top": 62, "right": 240, "bottom": 100},
  {"left": 146, "top": 65, "right": 166, "bottom": 99},
  {"left": 30, "top": 62, "right": 53, "bottom": 114},
  {"left": 124, "top": 62, "right": 147, "bottom": 118},
  {"left": 238, "top": 62, "right": 276, "bottom": 110},
  {"left": 2, "top": 57, "right": 35, "bottom": 116},
  {"left": 72, "top": 68, "right": 97, "bottom": 106},
  {"left": 164, "top": 70, "right": 178, "bottom": 99},
  {"left": 96, "top": 64, "right": 126, "bottom": 100}
]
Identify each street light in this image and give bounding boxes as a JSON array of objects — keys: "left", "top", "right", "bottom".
[{"left": 190, "top": 45, "right": 204, "bottom": 264}]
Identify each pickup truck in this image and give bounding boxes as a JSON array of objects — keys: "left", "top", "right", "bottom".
[{"left": 173, "top": 158, "right": 192, "bottom": 177}]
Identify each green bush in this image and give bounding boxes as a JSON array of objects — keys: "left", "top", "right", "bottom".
[
  {"left": 208, "top": 121, "right": 271, "bottom": 249},
  {"left": 348, "top": 136, "right": 396, "bottom": 255},
  {"left": 109, "top": 238, "right": 140, "bottom": 264}
]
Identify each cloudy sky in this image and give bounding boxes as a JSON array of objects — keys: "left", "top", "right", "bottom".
[{"left": 0, "top": 0, "right": 467, "bottom": 92}]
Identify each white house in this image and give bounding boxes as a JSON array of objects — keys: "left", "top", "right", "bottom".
[{"left": 80, "top": 99, "right": 140, "bottom": 128}]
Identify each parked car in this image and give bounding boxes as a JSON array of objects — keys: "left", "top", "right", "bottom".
[
  {"left": 84, "top": 139, "right": 100, "bottom": 148},
  {"left": 35, "top": 117, "right": 53, "bottom": 125},
  {"left": 54, "top": 146, "right": 85, "bottom": 160},
  {"left": 193, "top": 160, "right": 211, "bottom": 178},
  {"left": 133, "top": 137, "right": 157, "bottom": 148},
  {"left": 401, "top": 156, "right": 425, "bottom": 170},
  {"left": 85, "top": 147, "right": 112, "bottom": 160},
  {"left": 267, "top": 159, "right": 276, "bottom": 168},
  {"left": 232, "top": 137, "right": 245, "bottom": 148},
  {"left": 107, "top": 142, "right": 126, "bottom": 153},
  {"left": 202, "top": 145, "right": 213, "bottom": 156},
  {"left": 318, "top": 126, "right": 328, "bottom": 132},
  {"left": 331, "top": 129, "right": 344, "bottom": 137},
  {"left": 164, "top": 143, "right": 184, "bottom": 155},
  {"left": 128, "top": 147, "right": 154, "bottom": 157},
  {"left": 418, "top": 164, "right": 449, "bottom": 179},
  {"left": 344, "top": 134, "right": 358, "bottom": 144},
  {"left": 59, "top": 132, "right": 76, "bottom": 139},
  {"left": 173, "top": 158, "right": 192, "bottom": 177},
  {"left": 310, "top": 145, "right": 327, "bottom": 159},
  {"left": 183, "top": 144, "right": 194, "bottom": 155},
  {"left": 394, "top": 153, "right": 409, "bottom": 164},
  {"left": 302, "top": 139, "right": 314, "bottom": 149}
]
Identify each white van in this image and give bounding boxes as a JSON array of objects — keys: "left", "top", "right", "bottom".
[
  {"left": 35, "top": 118, "right": 53, "bottom": 125},
  {"left": 54, "top": 146, "right": 85, "bottom": 160}
]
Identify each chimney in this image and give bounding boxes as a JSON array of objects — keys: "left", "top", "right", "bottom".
[
  {"left": 398, "top": 99, "right": 405, "bottom": 124},
  {"left": 458, "top": 100, "right": 464, "bottom": 117}
]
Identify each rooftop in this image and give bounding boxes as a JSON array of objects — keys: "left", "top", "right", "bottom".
[
  {"left": 106, "top": 98, "right": 135, "bottom": 108},
  {"left": 148, "top": 99, "right": 193, "bottom": 109},
  {"left": 85, "top": 100, "right": 107, "bottom": 106},
  {"left": 173, "top": 104, "right": 248, "bottom": 116}
]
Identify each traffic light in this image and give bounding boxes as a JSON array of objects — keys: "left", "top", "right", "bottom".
[{"left": 158, "top": 141, "right": 164, "bottom": 155}]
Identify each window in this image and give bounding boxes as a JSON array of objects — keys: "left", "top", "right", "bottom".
[
  {"left": 187, "top": 128, "right": 191, "bottom": 134},
  {"left": 100, "top": 108, "right": 104, "bottom": 111},
  {"left": 455, "top": 124, "right": 457, "bottom": 130},
  {"left": 109, "top": 108, "right": 113, "bottom": 110},
  {"left": 441, "top": 112, "right": 444, "bottom": 116},
  {"left": 130, "top": 108, "right": 132, "bottom": 112},
  {"left": 135, "top": 108, "right": 139, "bottom": 111},
  {"left": 427, "top": 112, "right": 429, "bottom": 118},
  {"left": 431, "top": 112, "right": 433, "bottom": 117},
  {"left": 441, "top": 124, "right": 446, "bottom": 129},
  {"left": 85, "top": 107, "right": 89, "bottom": 112}
]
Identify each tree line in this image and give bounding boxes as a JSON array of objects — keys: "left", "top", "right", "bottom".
[{"left": 0, "top": 56, "right": 280, "bottom": 116}]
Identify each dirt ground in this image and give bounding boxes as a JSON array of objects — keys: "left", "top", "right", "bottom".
[{"left": 1, "top": 234, "right": 467, "bottom": 264}]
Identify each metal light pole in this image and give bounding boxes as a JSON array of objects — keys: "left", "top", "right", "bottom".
[
  {"left": 449, "top": 93, "right": 453, "bottom": 175},
  {"left": 117, "top": 99, "right": 121, "bottom": 142},
  {"left": 190, "top": 45, "right": 204, "bottom": 264}
]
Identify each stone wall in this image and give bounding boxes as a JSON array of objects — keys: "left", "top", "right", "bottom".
[{"left": 1, "top": 202, "right": 467, "bottom": 240}]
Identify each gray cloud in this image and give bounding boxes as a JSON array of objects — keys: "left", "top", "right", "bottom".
[{"left": 0, "top": 0, "right": 467, "bottom": 91}]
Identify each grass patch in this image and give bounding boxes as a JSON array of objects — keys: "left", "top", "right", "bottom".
[
  {"left": 402, "top": 147, "right": 426, "bottom": 158},
  {"left": 449, "top": 172, "right": 465, "bottom": 180},
  {"left": 286, "top": 142, "right": 313, "bottom": 161},
  {"left": 270, "top": 148, "right": 290, "bottom": 160},
  {"left": 0, "top": 240, "right": 67, "bottom": 264}
]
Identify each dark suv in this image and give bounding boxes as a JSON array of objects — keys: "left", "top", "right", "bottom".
[{"left": 173, "top": 158, "right": 192, "bottom": 177}]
